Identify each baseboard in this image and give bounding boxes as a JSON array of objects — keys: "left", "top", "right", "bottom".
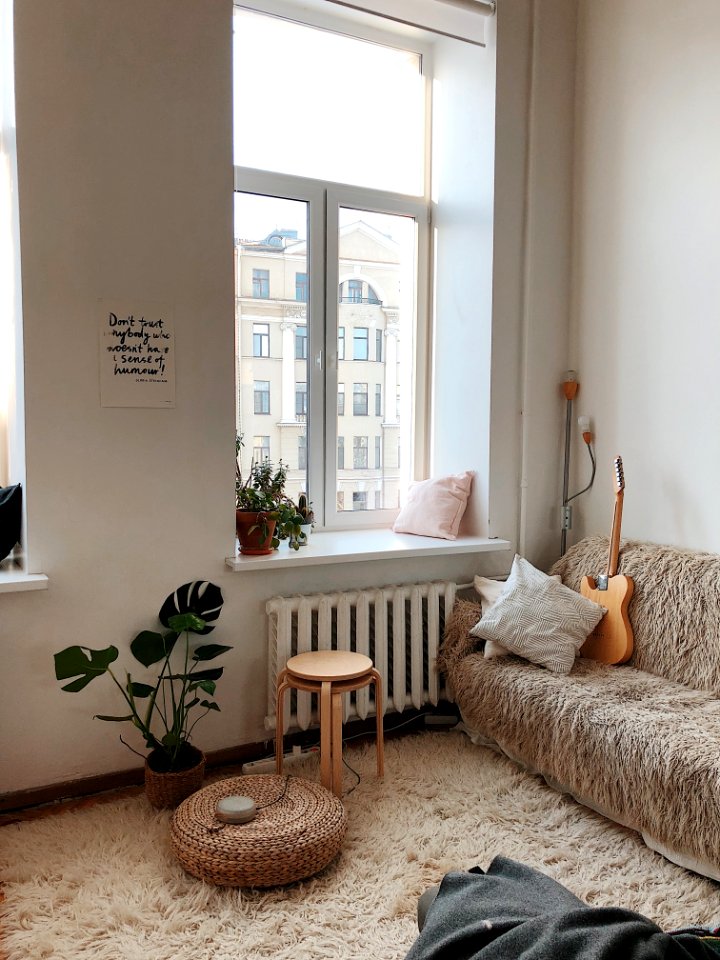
[{"left": 0, "top": 703, "right": 458, "bottom": 813}]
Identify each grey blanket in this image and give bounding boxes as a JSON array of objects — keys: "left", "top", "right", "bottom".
[{"left": 404, "top": 857, "right": 720, "bottom": 960}]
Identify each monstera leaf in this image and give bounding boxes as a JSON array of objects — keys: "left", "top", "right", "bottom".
[
  {"left": 54, "top": 645, "right": 119, "bottom": 692},
  {"left": 158, "top": 581, "right": 223, "bottom": 635}
]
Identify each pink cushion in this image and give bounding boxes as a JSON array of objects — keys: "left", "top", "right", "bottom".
[{"left": 392, "top": 472, "right": 474, "bottom": 540}]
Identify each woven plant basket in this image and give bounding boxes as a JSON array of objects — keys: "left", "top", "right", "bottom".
[
  {"left": 170, "top": 774, "right": 347, "bottom": 887},
  {"left": 144, "top": 745, "right": 205, "bottom": 810}
]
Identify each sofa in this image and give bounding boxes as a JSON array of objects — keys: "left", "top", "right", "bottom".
[{"left": 439, "top": 535, "right": 720, "bottom": 882}]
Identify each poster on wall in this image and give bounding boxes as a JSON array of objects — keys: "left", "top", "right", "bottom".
[{"left": 98, "top": 300, "right": 175, "bottom": 408}]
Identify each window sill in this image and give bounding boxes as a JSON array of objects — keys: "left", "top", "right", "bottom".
[
  {"left": 0, "top": 570, "right": 49, "bottom": 593},
  {"left": 225, "top": 529, "right": 511, "bottom": 572}
]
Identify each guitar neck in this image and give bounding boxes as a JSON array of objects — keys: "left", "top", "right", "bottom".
[{"left": 606, "top": 489, "right": 624, "bottom": 578}]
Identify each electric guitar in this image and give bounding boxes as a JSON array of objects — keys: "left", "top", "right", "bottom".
[{"left": 579, "top": 456, "right": 634, "bottom": 664}]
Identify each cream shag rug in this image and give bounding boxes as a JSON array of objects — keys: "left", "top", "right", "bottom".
[{"left": 2, "top": 731, "right": 720, "bottom": 960}]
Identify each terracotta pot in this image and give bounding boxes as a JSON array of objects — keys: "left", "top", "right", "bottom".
[
  {"left": 144, "top": 744, "right": 205, "bottom": 809},
  {"left": 235, "top": 509, "right": 277, "bottom": 555}
]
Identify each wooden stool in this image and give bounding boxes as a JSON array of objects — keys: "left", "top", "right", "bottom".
[{"left": 275, "top": 650, "right": 384, "bottom": 798}]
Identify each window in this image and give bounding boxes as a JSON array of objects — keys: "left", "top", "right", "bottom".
[
  {"left": 254, "top": 380, "right": 270, "bottom": 414},
  {"left": 353, "top": 327, "right": 369, "bottom": 361},
  {"left": 345, "top": 279, "right": 363, "bottom": 303},
  {"left": 253, "top": 322, "right": 269, "bottom": 357},
  {"left": 298, "top": 434, "right": 307, "bottom": 470},
  {"left": 353, "top": 491, "right": 368, "bottom": 511},
  {"left": 295, "top": 325, "right": 307, "bottom": 360},
  {"left": 253, "top": 435, "right": 270, "bottom": 462},
  {"left": 353, "top": 436, "right": 368, "bottom": 469},
  {"left": 375, "top": 435, "right": 381, "bottom": 468},
  {"left": 353, "top": 382, "right": 368, "bottom": 416},
  {"left": 252, "top": 268, "right": 270, "bottom": 298},
  {"left": 234, "top": 7, "right": 429, "bottom": 529}
]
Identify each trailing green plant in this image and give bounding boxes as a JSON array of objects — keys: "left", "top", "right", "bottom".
[
  {"left": 235, "top": 433, "right": 305, "bottom": 549},
  {"left": 53, "top": 581, "right": 230, "bottom": 772}
]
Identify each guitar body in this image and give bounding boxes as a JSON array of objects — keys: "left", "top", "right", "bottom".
[{"left": 580, "top": 574, "right": 634, "bottom": 664}]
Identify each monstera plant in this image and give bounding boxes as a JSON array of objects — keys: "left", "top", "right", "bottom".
[{"left": 54, "top": 581, "right": 230, "bottom": 806}]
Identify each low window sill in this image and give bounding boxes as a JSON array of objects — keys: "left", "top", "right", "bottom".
[
  {"left": 0, "top": 570, "right": 49, "bottom": 593},
  {"left": 225, "top": 529, "right": 511, "bottom": 572}
]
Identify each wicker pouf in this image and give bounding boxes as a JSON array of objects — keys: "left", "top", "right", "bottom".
[{"left": 170, "top": 774, "right": 347, "bottom": 887}]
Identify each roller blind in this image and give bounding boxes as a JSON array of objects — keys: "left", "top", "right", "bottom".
[{"left": 323, "top": 0, "right": 494, "bottom": 44}]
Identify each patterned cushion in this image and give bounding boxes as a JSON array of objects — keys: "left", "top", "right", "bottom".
[
  {"left": 474, "top": 573, "right": 561, "bottom": 660},
  {"left": 470, "top": 556, "right": 605, "bottom": 674}
]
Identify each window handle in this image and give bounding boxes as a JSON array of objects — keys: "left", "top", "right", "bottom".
[{"left": 315, "top": 350, "right": 323, "bottom": 371}]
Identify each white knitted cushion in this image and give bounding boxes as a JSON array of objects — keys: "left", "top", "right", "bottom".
[
  {"left": 474, "top": 573, "right": 561, "bottom": 660},
  {"left": 470, "top": 556, "right": 605, "bottom": 674}
]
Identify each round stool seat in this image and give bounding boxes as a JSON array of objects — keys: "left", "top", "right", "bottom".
[
  {"left": 287, "top": 650, "right": 372, "bottom": 682},
  {"left": 170, "top": 774, "right": 347, "bottom": 887}
]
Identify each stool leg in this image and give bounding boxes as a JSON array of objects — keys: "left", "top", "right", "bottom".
[
  {"left": 331, "top": 689, "right": 343, "bottom": 798},
  {"left": 275, "top": 673, "right": 290, "bottom": 775},
  {"left": 371, "top": 668, "right": 384, "bottom": 779},
  {"left": 320, "top": 680, "right": 332, "bottom": 791}
]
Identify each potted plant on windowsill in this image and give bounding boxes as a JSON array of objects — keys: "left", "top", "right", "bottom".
[
  {"left": 296, "top": 492, "right": 315, "bottom": 545},
  {"left": 235, "top": 434, "right": 305, "bottom": 554},
  {"left": 53, "top": 581, "right": 230, "bottom": 809}
]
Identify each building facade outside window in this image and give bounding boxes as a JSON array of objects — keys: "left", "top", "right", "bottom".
[
  {"left": 353, "top": 382, "right": 368, "bottom": 416},
  {"left": 295, "top": 272, "right": 308, "bottom": 301},
  {"left": 253, "top": 322, "right": 270, "bottom": 357},
  {"left": 252, "top": 268, "right": 270, "bottom": 298},
  {"left": 254, "top": 380, "right": 270, "bottom": 414}
]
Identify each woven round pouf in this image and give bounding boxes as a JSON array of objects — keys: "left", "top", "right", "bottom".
[{"left": 170, "top": 774, "right": 347, "bottom": 887}]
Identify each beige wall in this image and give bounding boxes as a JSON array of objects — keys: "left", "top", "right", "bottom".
[
  {"left": 571, "top": 0, "right": 720, "bottom": 551},
  {"left": 2, "top": 0, "right": 575, "bottom": 794}
]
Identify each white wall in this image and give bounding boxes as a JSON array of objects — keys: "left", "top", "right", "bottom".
[
  {"left": 571, "top": 0, "right": 720, "bottom": 551},
  {"left": 1, "top": 0, "right": 574, "bottom": 795}
]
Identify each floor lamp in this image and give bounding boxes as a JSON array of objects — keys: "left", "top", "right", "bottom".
[{"left": 561, "top": 371, "right": 596, "bottom": 556}]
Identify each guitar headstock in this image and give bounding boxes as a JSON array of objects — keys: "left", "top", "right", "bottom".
[{"left": 614, "top": 456, "right": 625, "bottom": 493}]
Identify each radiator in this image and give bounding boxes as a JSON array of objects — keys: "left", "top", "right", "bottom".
[{"left": 265, "top": 581, "right": 460, "bottom": 732}]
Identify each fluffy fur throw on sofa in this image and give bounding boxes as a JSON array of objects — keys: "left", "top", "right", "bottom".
[{"left": 440, "top": 536, "right": 720, "bottom": 882}]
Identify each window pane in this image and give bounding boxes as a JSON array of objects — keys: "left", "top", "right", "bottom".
[
  {"left": 233, "top": 9, "right": 425, "bottom": 195},
  {"left": 295, "top": 273, "right": 308, "bottom": 302},
  {"left": 353, "top": 382, "right": 368, "bottom": 416},
  {"left": 235, "top": 192, "right": 309, "bottom": 502},
  {"left": 336, "top": 207, "right": 417, "bottom": 512},
  {"left": 252, "top": 323, "right": 269, "bottom": 357},
  {"left": 353, "top": 436, "right": 368, "bottom": 469},
  {"left": 353, "top": 328, "right": 368, "bottom": 361}
]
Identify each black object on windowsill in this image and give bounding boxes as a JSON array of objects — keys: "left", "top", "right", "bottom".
[{"left": 0, "top": 483, "right": 22, "bottom": 563}]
